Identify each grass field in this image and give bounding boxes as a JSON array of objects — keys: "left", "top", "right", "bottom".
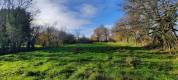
[{"left": 0, "top": 43, "right": 178, "bottom": 80}]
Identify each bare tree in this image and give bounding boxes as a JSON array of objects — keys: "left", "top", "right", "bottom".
[
  {"left": 91, "top": 25, "right": 110, "bottom": 42},
  {"left": 123, "top": 0, "right": 178, "bottom": 52},
  {"left": 75, "top": 28, "right": 81, "bottom": 41},
  {"left": 39, "top": 26, "right": 75, "bottom": 48}
]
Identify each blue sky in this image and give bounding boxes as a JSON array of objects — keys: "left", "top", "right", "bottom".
[
  {"left": 70, "top": 0, "right": 125, "bottom": 37},
  {"left": 32, "top": 0, "right": 125, "bottom": 37}
]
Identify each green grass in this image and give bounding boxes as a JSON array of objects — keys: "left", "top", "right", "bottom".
[{"left": 0, "top": 43, "right": 178, "bottom": 80}]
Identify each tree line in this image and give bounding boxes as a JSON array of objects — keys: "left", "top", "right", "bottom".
[
  {"left": 122, "top": 0, "right": 178, "bottom": 53},
  {"left": 91, "top": 0, "right": 178, "bottom": 53},
  {"left": 0, "top": 0, "right": 34, "bottom": 53},
  {"left": 0, "top": 0, "right": 177, "bottom": 53},
  {"left": 0, "top": 0, "right": 91, "bottom": 53}
]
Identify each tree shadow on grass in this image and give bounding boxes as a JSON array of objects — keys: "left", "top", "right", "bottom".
[
  {"left": 0, "top": 44, "right": 170, "bottom": 62},
  {"left": 0, "top": 48, "right": 43, "bottom": 56},
  {"left": 40, "top": 45, "right": 146, "bottom": 54}
]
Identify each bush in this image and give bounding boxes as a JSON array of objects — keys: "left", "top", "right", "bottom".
[{"left": 77, "top": 37, "right": 93, "bottom": 43}]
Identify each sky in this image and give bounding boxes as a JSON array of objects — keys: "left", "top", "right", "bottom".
[{"left": 32, "top": 0, "right": 125, "bottom": 37}]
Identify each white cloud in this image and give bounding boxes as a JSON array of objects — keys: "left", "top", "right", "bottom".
[
  {"left": 31, "top": 0, "right": 97, "bottom": 30},
  {"left": 80, "top": 4, "right": 97, "bottom": 17}
]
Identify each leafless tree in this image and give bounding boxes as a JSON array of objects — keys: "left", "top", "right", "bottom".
[
  {"left": 91, "top": 25, "right": 110, "bottom": 42},
  {"left": 123, "top": 0, "right": 178, "bottom": 52}
]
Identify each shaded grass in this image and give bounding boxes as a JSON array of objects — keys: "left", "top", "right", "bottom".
[{"left": 0, "top": 43, "right": 177, "bottom": 80}]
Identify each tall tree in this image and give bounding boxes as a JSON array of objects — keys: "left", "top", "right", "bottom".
[
  {"left": 91, "top": 25, "right": 110, "bottom": 42},
  {"left": 123, "top": 0, "right": 178, "bottom": 52},
  {"left": 0, "top": 0, "right": 33, "bottom": 52},
  {"left": 111, "top": 18, "right": 132, "bottom": 42}
]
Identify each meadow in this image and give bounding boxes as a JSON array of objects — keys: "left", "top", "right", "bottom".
[{"left": 0, "top": 43, "right": 178, "bottom": 80}]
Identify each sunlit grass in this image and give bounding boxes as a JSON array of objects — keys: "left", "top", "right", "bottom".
[{"left": 0, "top": 43, "right": 177, "bottom": 80}]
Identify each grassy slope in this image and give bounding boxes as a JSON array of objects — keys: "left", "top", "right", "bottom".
[{"left": 0, "top": 43, "right": 177, "bottom": 80}]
